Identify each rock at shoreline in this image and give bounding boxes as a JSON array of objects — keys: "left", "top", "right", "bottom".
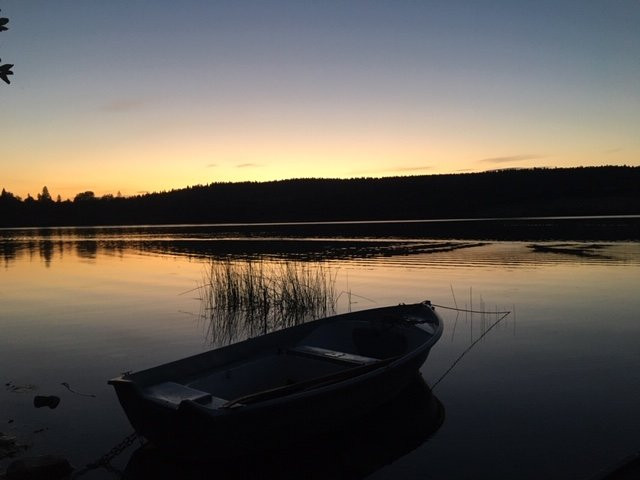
[
  {"left": 5, "top": 455, "right": 72, "bottom": 480},
  {"left": 33, "top": 396, "right": 60, "bottom": 410},
  {"left": 0, "top": 433, "right": 27, "bottom": 460}
]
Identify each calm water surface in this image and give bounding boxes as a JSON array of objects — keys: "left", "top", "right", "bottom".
[{"left": 1, "top": 224, "right": 639, "bottom": 479}]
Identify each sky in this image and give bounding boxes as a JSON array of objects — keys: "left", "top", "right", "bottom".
[{"left": 1, "top": 0, "right": 639, "bottom": 199}]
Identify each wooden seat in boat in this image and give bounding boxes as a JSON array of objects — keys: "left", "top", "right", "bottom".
[
  {"left": 144, "top": 382, "right": 213, "bottom": 408},
  {"left": 287, "top": 345, "right": 379, "bottom": 365}
]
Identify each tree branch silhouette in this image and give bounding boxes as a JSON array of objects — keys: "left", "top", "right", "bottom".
[
  {"left": 0, "top": 61, "right": 13, "bottom": 84},
  {"left": 0, "top": 9, "right": 13, "bottom": 85}
]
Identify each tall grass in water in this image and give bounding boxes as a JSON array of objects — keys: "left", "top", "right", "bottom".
[{"left": 200, "top": 259, "right": 337, "bottom": 347}]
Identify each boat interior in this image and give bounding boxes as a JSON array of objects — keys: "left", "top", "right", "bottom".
[{"left": 139, "top": 315, "right": 433, "bottom": 410}]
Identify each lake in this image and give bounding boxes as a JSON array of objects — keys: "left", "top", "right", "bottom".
[{"left": 1, "top": 220, "right": 639, "bottom": 479}]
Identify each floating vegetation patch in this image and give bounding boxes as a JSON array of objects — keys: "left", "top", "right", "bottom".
[
  {"left": 198, "top": 259, "right": 338, "bottom": 347},
  {"left": 134, "top": 239, "right": 488, "bottom": 262},
  {"left": 528, "top": 243, "right": 612, "bottom": 259},
  {"left": 293, "top": 241, "right": 488, "bottom": 260}
]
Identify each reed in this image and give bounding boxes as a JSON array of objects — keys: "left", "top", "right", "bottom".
[{"left": 199, "top": 259, "right": 337, "bottom": 346}]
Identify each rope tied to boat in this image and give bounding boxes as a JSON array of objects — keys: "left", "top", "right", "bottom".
[
  {"left": 71, "top": 431, "right": 141, "bottom": 478},
  {"left": 430, "top": 305, "right": 511, "bottom": 390},
  {"left": 430, "top": 303, "right": 511, "bottom": 315}
]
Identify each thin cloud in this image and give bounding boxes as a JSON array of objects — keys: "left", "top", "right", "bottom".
[
  {"left": 478, "top": 154, "right": 545, "bottom": 164},
  {"left": 236, "top": 163, "right": 262, "bottom": 168},
  {"left": 206, "top": 163, "right": 217, "bottom": 168}
]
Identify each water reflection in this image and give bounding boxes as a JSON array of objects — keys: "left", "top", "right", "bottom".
[
  {"left": 204, "top": 304, "right": 336, "bottom": 348},
  {"left": 3, "top": 225, "right": 640, "bottom": 269},
  {"left": 75, "top": 240, "right": 98, "bottom": 260},
  {"left": 1, "top": 222, "right": 638, "bottom": 480},
  {"left": 123, "top": 374, "right": 444, "bottom": 480},
  {"left": 1, "top": 236, "right": 486, "bottom": 267}
]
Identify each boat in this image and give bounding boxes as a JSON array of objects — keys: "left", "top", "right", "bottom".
[
  {"left": 123, "top": 375, "right": 445, "bottom": 478},
  {"left": 109, "top": 301, "right": 443, "bottom": 459}
]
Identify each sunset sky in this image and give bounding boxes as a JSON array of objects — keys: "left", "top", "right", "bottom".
[{"left": 1, "top": 1, "right": 639, "bottom": 199}]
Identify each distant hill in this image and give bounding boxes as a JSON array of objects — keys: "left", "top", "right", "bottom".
[{"left": 1, "top": 166, "right": 639, "bottom": 227}]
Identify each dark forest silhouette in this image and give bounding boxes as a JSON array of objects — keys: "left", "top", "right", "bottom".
[{"left": 1, "top": 167, "right": 639, "bottom": 228}]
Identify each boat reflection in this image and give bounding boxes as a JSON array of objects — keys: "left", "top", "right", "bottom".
[{"left": 123, "top": 374, "right": 444, "bottom": 479}]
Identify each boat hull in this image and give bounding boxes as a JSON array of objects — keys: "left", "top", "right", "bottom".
[{"left": 123, "top": 375, "right": 445, "bottom": 477}]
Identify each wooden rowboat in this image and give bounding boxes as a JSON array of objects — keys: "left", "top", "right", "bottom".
[
  {"left": 123, "top": 375, "right": 445, "bottom": 478},
  {"left": 109, "top": 301, "right": 443, "bottom": 458}
]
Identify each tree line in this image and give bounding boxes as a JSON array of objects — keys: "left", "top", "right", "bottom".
[{"left": 1, "top": 166, "right": 639, "bottom": 228}]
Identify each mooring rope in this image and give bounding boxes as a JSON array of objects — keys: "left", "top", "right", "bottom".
[
  {"left": 431, "top": 303, "right": 511, "bottom": 315},
  {"left": 431, "top": 306, "right": 511, "bottom": 390},
  {"left": 71, "top": 431, "right": 141, "bottom": 478}
]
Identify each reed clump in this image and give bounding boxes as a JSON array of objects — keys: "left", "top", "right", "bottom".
[{"left": 200, "top": 259, "right": 337, "bottom": 346}]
